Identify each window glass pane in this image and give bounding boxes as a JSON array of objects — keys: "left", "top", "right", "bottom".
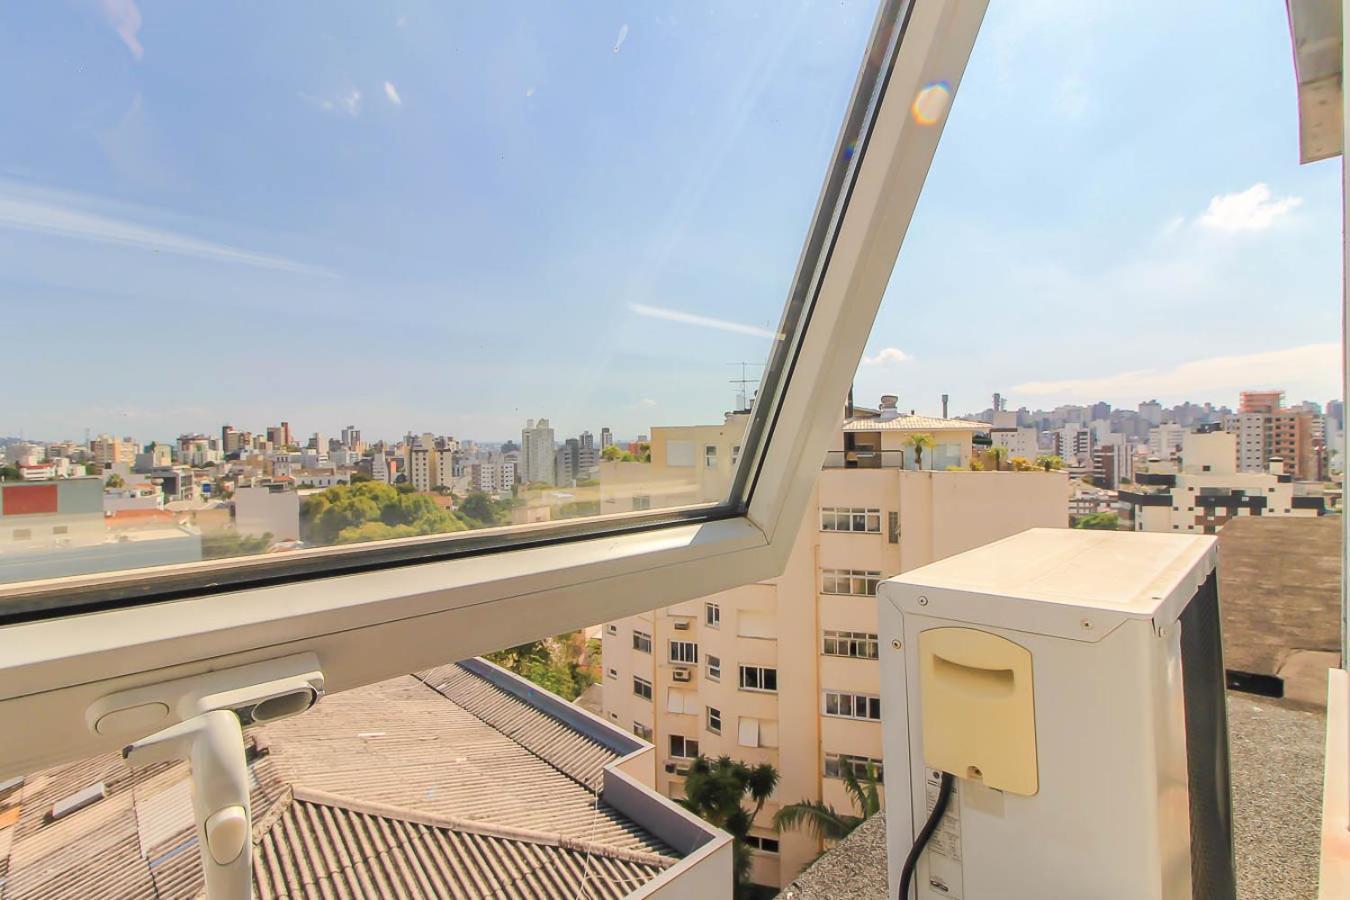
[{"left": 0, "top": 0, "right": 884, "bottom": 598}]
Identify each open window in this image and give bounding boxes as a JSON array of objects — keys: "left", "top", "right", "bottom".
[{"left": 0, "top": 0, "right": 987, "bottom": 778}]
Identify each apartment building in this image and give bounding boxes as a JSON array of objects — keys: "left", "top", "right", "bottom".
[
  {"left": 521, "top": 418, "right": 556, "bottom": 485},
  {"left": 90, "top": 434, "right": 137, "bottom": 468},
  {"left": 600, "top": 412, "right": 752, "bottom": 514},
  {"left": 1121, "top": 430, "right": 1325, "bottom": 534},
  {"left": 1052, "top": 425, "right": 1092, "bottom": 466},
  {"left": 1147, "top": 424, "right": 1185, "bottom": 459},
  {"left": 1220, "top": 389, "right": 1321, "bottom": 480},
  {"left": 1091, "top": 441, "right": 1129, "bottom": 490},
  {"left": 601, "top": 402, "right": 1066, "bottom": 889}
]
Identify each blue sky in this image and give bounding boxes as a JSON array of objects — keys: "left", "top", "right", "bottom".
[{"left": 0, "top": 1, "right": 1340, "bottom": 443}]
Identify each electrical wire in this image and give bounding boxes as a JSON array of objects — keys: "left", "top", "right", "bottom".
[{"left": 898, "top": 771, "right": 955, "bottom": 900}]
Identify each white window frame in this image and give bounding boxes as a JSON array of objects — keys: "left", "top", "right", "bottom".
[
  {"left": 706, "top": 654, "right": 722, "bottom": 682},
  {"left": 822, "top": 629, "right": 880, "bottom": 659},
  {"left": 707, "top": 706, "right": 722, "bottom": 734},
  {"left": 669, "top": 734, "right": 700, "bottom": 759},
  {"left": 705, "top": 602, "right": 721, "bottom": 628},
  {"left": 0, "top": 0, "right": 987, "bottom": 778},
  {"left": 739, "top": 664, "right": 778, "bottom": 693},
  {"left": 633, "top": 676, "right": 653, "bottom": 701},
  {"left": 823, "top": 689, "right": 882, "bottom": 721},
  {"left": 632, "top": 630, "right": 652, "bottom": 654},
  {"left": 669, "top": 640, "right": 699, "bottom": 665}
]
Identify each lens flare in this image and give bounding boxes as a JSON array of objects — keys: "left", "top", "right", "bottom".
[
  {"left": 842, "top": 140, "right": 858, "bottom": 161},
  {"left": 911, "top": 81, "right": 951, "bottom": 125}
]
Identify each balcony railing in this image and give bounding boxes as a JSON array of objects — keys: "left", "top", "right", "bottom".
[{"left": 822, "top": 450, "right": 906, "bottom": 469}]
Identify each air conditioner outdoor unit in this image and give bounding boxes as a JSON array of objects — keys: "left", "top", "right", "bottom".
[
  {"left": 672, "top": 620, "right": 691, "bottom": 631},
  {"left": 672, "top": 667, "right": 692, "bottom": 682},
  {"left": 880, "top": 528, "right": 1233, "bottom": 899},
  {"left": 664, "top": 762, "right": 677, "bottom": 774}
]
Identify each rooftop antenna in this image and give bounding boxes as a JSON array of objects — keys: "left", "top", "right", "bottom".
[{"left": 728, "top": 362, "right": 764, "bottom": 412}]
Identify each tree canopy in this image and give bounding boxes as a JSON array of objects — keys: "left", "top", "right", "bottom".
[
  {"left": 300, "top": 482, "right": 468, "bottom": 546},
  {"left": 458, "top": 490, "right": 510, "bottom": 527},
  {"left": 1074, "top": 511, "right": 1120, "bottom": 530}
]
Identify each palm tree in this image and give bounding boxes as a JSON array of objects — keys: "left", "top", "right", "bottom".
[
  {"left": 680, "top": 755, "right": 780, "bottom": 897},
  {"left": 1034, "top": 454, "right": 1065, "bottom": 473},
  {"left": 903, "top": 433, "right": 935, "bottom": 470},
  {"left": 773, "top": 761, "right": 881, "bottom": 844},
  {"left": 987, "top": 446, "right": 1008, "bottom": 471}
]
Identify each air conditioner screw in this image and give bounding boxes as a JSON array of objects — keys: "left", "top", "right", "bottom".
[
  {"left": 918, "top": 596, "right": 928, "bottom": 606},
  {"left": 892, "top": 639, "right": 902, "bottom": 650}
]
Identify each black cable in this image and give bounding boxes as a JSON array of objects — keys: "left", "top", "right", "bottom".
[{"left": 899, "top": 771, "right": 955, "bottom": 899}]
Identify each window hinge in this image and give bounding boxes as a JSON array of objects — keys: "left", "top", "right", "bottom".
[{"left": 87, "top": 654, "right": 325, "bottom": 900}]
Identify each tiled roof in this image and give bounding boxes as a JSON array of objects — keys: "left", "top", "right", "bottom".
[
  {"left": 842, "top": 415, "right": 988, "bottom": 432},
  {"left": 0, "top": 663, "right": 677, "bottom": 899}
]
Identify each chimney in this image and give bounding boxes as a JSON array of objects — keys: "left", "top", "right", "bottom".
[
  {"left": 941, "top": 394, "right": 949, "bottom": 419},
  {"left": 879, "top": 395, "right": 900, "bottom": 421}
]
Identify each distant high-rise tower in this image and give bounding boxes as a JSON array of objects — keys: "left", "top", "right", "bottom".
[
  {"left": 600, "top": 427, "right": 613, "bottom": 449},
  {"left": 993, "top": 392, "right": 1004, "bottom": 413},
  {"left": 580, "top": 431, "right": 594, "bottom": 450},
  {"left": 521, "top": 419, "right": 557, "bottom": 485},
  {"left": 941, "top": 394, "right": 949, "bottom": 419}
]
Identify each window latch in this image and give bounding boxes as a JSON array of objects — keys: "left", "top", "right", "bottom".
[{"left": 86, "top": 653, "right": 325, "bottom": 900}]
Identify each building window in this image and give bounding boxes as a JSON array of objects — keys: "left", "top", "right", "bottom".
[
  {"left": 707, "top": 706, "right": 722, "bottom": 734},
  {"left": 822, "top": 630, "right": 879, "bottom": 659},
  {"left": 605, "top": 623, "right": 618, "bottom": 635},
  {"left": 669, "top": 640, "right": 699, "bottom": 664},
  {"left": 633, "top": 722, "right": 653, "bottom": 741},
  {"left": 739, "top": 665, "right": 778, "bottom": 693},
  {"left": 52, "top": 525, "right": 68, "bottom": 535},
  {"left": 820, "top": 507, "right": 881, "bottom": 533},
  {"left": 744, "top": 835, "right": 781, "bottom": 854},
  {"left": 669, "top": 735, "right": 700, "bottom": 759},
  {"left": 732, "top": 445, "right": 742, "bottom": 466},
  {"left": 632, "top": 494, "right": 652, "bottom": 511},
  {"left": 707, "top": 655, "right": 721, "bottom": 682},
  {"left": 633, "top": 676, "right": 652, "bottom": 701},
  {"left": 825, "top": 753, "right": 884, "bottom": 783},
  {"left": 607, "top": 667, "right": 617, "bottom": 679},
  {"left": 887, "top": 511, "right": 899, "bottom": 543},
  {"left": 12, "top": 529, "right": 31, "bottom": 541},
  {"left": 821, "top": 568, "right": 881, "bottom": 596},
  {"left": 824, "top": 690, "right": 881, "bottom": 721},
  {"left": 705, "top": 602, "right": 720, "bottom": 628},
  {"left": 632, "top": 630, "right": 652, "bottom": 653},
  {"left": 704, "top": 445, "right": 718, "bottom": 468}
]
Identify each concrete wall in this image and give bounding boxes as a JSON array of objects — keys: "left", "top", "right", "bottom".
[{"left": 897, "top": 471, "right": 1068, "bottom": 572}]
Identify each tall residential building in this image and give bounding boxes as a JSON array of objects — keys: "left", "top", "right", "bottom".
[
  {"left": 221, "top": 425, "right": 242, "bottom": 455},
  {"left": 600, "top": 402, "right": 1067, "bottom": 889},
  {"left": 1138, "top": 399, "right": 1163, "bottom": 426},
  {"left": 1053, "top": 425, "right": 1092, "bottom": 466},
  {"left": 580, "top": 430, "right": 595, "bottom": 450},
  {"left": 1222, "top": 389, "right": 1320, "bottom": 480},
  {"left": 1147, "top": 424, "right": 1185, "bottom": 459},
  {"left": 1091, "top": 442, "right": 1127, "bottom": 490},
  {"left": 90, "top": 434, "right": 136, "bottom": 468},
  {"left": 601, "top": 427, "right": 614, "bottom": 449},
  {"left": 341, "top": 425, "right": 362, "bottom": 450},
  {"left": 521, "top": 418, "right": 556, "bottom": 486}
]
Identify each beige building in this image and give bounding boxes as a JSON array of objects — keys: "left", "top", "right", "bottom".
[
  {"left": 600, "top": 412, "right": 751, "bottom": 514},
  {"left": 1122, "top": 429, "right": 1325, "bottom": 534},
  {"left": 600, "top": 400, "right": 1067, "bottom": 889}
]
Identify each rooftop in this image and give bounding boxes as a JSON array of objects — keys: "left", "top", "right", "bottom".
[
  {"left": 843, "top": 415, "right": 989, "bottom": 433},
  {"left": 0, "top": 660, "right": 717, "bottom": 899},
  {"left": 780, "top": 693, "right": 1327, "bottom": 900}
]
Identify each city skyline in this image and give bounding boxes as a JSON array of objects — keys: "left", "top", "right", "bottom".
[{"left": 1, "top": 3, "right": 1341, "bottom": 441}]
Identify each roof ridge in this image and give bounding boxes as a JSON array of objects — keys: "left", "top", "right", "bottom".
[
  {"left": 287, "top": 785, "right": 674, "bottom": 868},
  {"left": 412, "top": 664, "right": 609, "bottom": 792},
  {"left": 250, "top": 783, "right": 294, "bottom": 842}
]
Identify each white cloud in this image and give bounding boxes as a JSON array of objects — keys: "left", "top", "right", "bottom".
[
  {"left": 1198, "top": 183, "right": 1302, "bottom": 232},
  {"left": 639, "top": 398, "right": 657, "bottom": 408},
  {"left": 98, "top": 0, "right": 143, "bottom": 61},
  {"left": 0, "top": 183, "right": 336, "bottom": 278},
  {"left": 303, "top": 89, "right": 364, "bottom": 117},
  {"left": 383, "top": 82, "right": 403, "bottom": 106},
  {"left": 628, "top": 302, "right": 778, "bottom": 340},
  {"left": 1012, "top": 343, "right": 1338, "bottom": 404},
  {"left": 861, "top": 347, "right": 913, "bottom": 366},
  {"left": 613, "top": 24, "right": 629, "bottom": 54}
]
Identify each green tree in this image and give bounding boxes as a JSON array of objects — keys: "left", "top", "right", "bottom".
[
  {"left": 903, "top": 433, "right": 935, "bottom": 470},
  {"left": 0, "top": 464, "right": 20, "bottom": 481},
  {"left": 1034, "top": 454, "right": 1065, "bottom": 472},
  {"left": 349, "top": 472, "right": 372, "bottom": 484},
  {"left": 1075, "top": 511, "right": 1120, "bottom": 530},
  {"left": 300, "top": 481, "right": 468, "bottom": 546},
  {"left": 459, "top": 491, "right": 506, "bottom": 526},
  {"left": 774, "top": 761, "right": 881, "bottom": 844},
  {"left": 202, "top": 531, "right": 273, "bottom": 559},
  {"left": 485, "top": 631, "right": 596, "bottom": 701},
  {"left": 104, "top": 473, "right": 126, "bottom": 488},
  {"left": 680, "top": 756, "right": 780, "bottom": 897},
  {"left": 987, "top": 446, "right": 1008, "bottom": 472}
]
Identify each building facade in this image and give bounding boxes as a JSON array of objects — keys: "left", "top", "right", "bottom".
[{"left": 600, "top": 403, "right": 1067, "bottom": 889}]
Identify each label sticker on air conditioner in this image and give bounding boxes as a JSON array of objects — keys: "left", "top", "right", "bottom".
[{"left": 924, "top": 768, "right": 964, "bottom": 898}]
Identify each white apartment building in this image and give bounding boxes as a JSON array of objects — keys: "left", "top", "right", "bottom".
[
  {"left": 1147, "top": 423, "right": 1185, "bottom": 459},
  {"left": 1053, "top": 425, "right": 1092, "bottom": 466},
  {"left": 601, "top": 403, "right": 1067, "bottom": 889},
  {"left": 1223, "top": 412, "right": 1271, "bottom": 472},
  {"left": 521, "top": 418, "right": 556, "bottom": 486},
  {"left": 1122, "top": 430, "right": 1325, "bottom": 534},
  {"left": 469, "top": 460, "right": 517, "bottom": 496},
  {"left": 990, "top": 426, "right": 1038, "bottom": 461}
]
